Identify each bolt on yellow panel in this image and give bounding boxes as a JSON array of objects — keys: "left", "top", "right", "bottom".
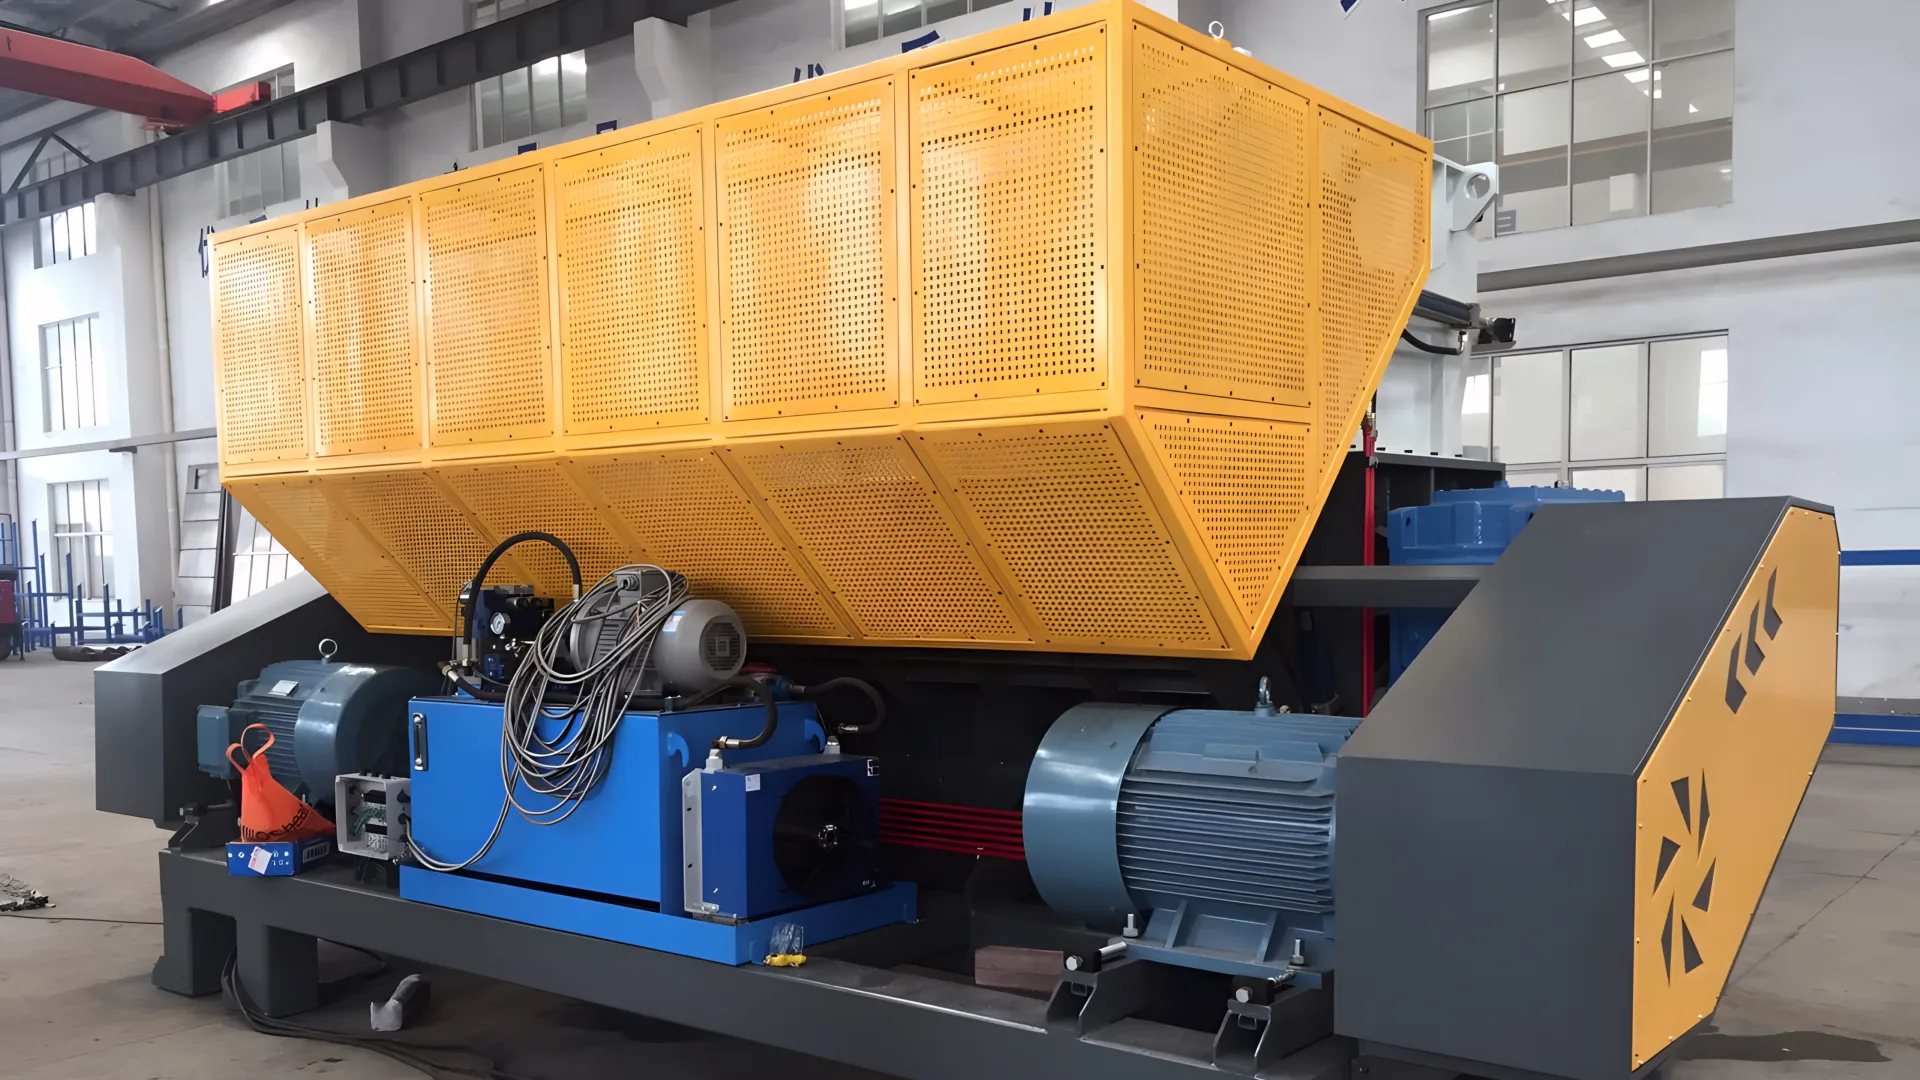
[
  {"left": 910, "top": 24, "right": 1109, "bottom": 407},
  {"left": 1630, "top": 508, "right": 1839, "bottom": 1070},
  {"left": 562, "top": 449, "right": 853, "bottom": 642},
  {"left": 226, "top": 475, "right": 449, "bottom": 633},
  {"left": 717, "top": 80, "right": 898, "bottom": 422},
  {"left": 1130, "top": 26, "right": 1314, "bottom": 409},
  {"left": 553, "top": 126, "right": 710, "bottom": 437},
  {"left": 724, "top": 434, "right": 1028, "bottom": 643},
  {"left": 915, "top": 419, "right": 1226, "bottom": 653},
  {"left": 419, "top": 164, "right": 555, "bottom": 449},
  {"left": 212, "top": 226, "right": 308, "bottom": 468},
  {"left": 306, "top": 198, "right": 422, "bottom": 458}
]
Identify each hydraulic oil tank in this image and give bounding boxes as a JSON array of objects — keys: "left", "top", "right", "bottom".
[
  {"left": 1386, "top": 483, "right": 1623, "bottom": 681},
  {"left": 1023, "top": 703, "right": 1359, "bottom": 978}
]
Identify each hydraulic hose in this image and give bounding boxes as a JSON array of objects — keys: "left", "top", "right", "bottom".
[
  {"left": 458, "top": 531, "right": 583, "bottom": 647},
  {"left": 797, "top": 676, "right": 886, "bottom": 736},
  {"left": 714, "top": 675, "right": 780, "bottom": 751}
]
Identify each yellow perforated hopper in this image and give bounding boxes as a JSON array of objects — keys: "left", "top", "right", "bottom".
[{"left": 209, "top": 0, "right": 1431, "bottom": 659}]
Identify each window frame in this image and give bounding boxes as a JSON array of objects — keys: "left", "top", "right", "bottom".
[
  {"left": 219, "top": 67, "right": 300, "bottom": 218},
  {"left": 32, "top": 145, "right": 98, "bottom": 268},
  {"left": 47, "top": 478, "right": 112, "bottom": 599},
  {"left": 468, "top": 0, "right": 589, "bottom": 149},
  {"left": 1467, "top": 330, "right": 1730, "bottom": 499},
  {"left": 41, "top": 313, "right": 106, "bottom": 434},
  {"left": 1416, "top": 0, "right": 1733, "bottom": 234},
  {"left": 835, "top": 0, "right": 1017, "bottom": 50}
]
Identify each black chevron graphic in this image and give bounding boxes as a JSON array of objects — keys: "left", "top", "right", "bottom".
[
  {"left": 1725, "top": 641, "right": 1747, "bottom": 713},
  {"left": 1763, "top": 570, "right": 1783, "bottom": 638}
]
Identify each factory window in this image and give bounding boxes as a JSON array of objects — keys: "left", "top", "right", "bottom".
[
  {"left": 228, "top": 507, "right": 305, "bottom": 604},
  {"left": 470, "top": 0, "right": 589, "bottom": 148},
  {"left": 220, "top": 68, "right": 300, "bottom": 218},
  {"left": 1422, "top": 0, "right": 1732, "bottom": 235},
  {"left": 41, "top": 314, "right": 107, "bottom": 433},
  {"left": 48, "top": 479, "right": 111, "bottom": 600},
  {"left": 840, "top": 0, "right": 1017, "bottom": 47},
  {"left": 1463, "top": 333, "right": 1727, "bottom": 498},
  {"left": 31, "top": 147, "right": 97, "bottom": 267}
]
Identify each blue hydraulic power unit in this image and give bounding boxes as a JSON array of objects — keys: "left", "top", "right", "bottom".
[
  {"left": 1385, "top": 483, "right": 1623, "bottom": 682},
  {"left": 400, "top": 696, "right": 915, "bottom": 965}
]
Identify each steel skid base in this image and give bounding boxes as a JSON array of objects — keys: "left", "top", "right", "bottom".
[{"left": 152, "top": 849, "right": 1358, "bottom": 1080}]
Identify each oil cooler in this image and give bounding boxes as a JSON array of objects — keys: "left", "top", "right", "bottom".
[{"left": 1023, "top": 702, "right": 1359, "bottom": 979}]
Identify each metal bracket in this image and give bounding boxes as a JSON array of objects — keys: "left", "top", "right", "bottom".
[
  {"left": 168, "top": 801, "right": 239, "bottom": 851},
  {"left": 1045, "top": 957, "right": 1161, "bottom": 1036},
  {"left": 1212, "top": 983, "right": 1334, "bottom": 1075}
]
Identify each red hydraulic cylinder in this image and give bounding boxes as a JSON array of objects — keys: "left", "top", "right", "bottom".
[{"left": 0, "top": 29, "right": 225, "bottom": 129}]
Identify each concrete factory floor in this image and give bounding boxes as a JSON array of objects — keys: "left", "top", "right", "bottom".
[{"left": 1, "top": 652, "right": 1917, "bottom": 1080}]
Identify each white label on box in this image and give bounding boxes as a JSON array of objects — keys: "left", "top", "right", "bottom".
[
  {"left": 268, "top": 680, "right": 299, "bottom": 697},
  {"left": 246, "top": 846, "right": 272, "bottom": 874},
  {"left": 745, "top": 774, "right": 760, "bottom": 792}
]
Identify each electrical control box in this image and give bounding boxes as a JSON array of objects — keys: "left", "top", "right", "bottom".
[{"left": 335, "top": 773, "right": 410, "bottom": 861}]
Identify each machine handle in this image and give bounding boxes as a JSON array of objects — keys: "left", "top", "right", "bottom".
[{"left": 411, "top": 712, "right": 428, "bottom": 772}]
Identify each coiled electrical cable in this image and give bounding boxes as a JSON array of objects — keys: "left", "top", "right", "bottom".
[{"left": 410, "top": 563, "right": 689, "bottom": 871}]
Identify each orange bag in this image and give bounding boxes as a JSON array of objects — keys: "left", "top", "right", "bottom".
[{"left": 226, "top": 724, "right": 334, "bottom": 843}]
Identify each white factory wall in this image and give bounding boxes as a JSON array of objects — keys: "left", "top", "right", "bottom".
[
  {"left": 0, "top": 0, "right": 1909, "bottom": 695},
  {"left": 1211, "top": 0, "right": 1920, "bottom": 696}
]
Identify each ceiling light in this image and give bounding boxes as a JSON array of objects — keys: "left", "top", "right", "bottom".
[
  {"left": 1584, "top": 29, "right": 1624, "bottom": 47},
  {"left": 1719, "top": 167, "right": 1731, "bottom": 174},
  {"left": 1567, "top": 5, "right": 1606, "bottom": 25},
  {"left": 1653, "top": 88, "right": 1662, "bottom": 97},
  {"left": 1623, "top": 69, "right": 1650, "bottom": 82},
  {"left": 1688, "top": 103, "right": 1698, "bottom": 113},
  {"left": 1428, "top": 7, "right": 1474, "bottom": 20},
  {"left": 1601, "top": 50, "right": 1645, "bottom": 67}
]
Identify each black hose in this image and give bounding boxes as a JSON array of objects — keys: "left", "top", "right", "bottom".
[
  {"left": 458, "top": 531, "right": 582, "bottom": 647},
  {"left": 714, "top": 675, "right": 780, "bottom": 751},
  {"left": 797, "top": 676, "right": 886, "bottom": 735},
  {"left": 1400, "top": 328, "right": 1467, "bottom": 356}
]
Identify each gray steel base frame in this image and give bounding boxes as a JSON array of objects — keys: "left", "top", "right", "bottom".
[{"left": 153, "top": 849, "right": 1355, "bottom": 1080}]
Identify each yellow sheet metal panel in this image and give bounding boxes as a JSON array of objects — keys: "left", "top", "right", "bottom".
[
  {"left": 226, "top": 476, "right": 448, "bottom": 632},
  {"left": 1316, "top": 107, "right": 1429, "bottom": 472},
  {"left": 307, "top": 199, "right": 422, "bottom": 457},
  {"left": 917, "top": 419, "right": 1225, "bottom": 652},
  {"left": 910, "top": 25, "right": 1108, "bottom": 407},
  {"left": 1136, "top": 409, "right": 1313, "bottom": 629},
  {"left": 319, "top": 469, "right": 500, "bottom": 623},
  {"left": 725, "top": 435, "right": 1028, "bottom": 643},
  {"left": 1630, "top": 507, "right": 1839, "bottom": 1069},
  {"left": 435, "top": 461, "right": 634, "bottom": 596},
  {"left": 565, "top": 450, "right": 852, "bottom": 641},
  {"left": 211, "top": 226, "right": 307, "bottom": 467},
  {"left": 1131, "top": 26, "right": 1313, "bottom": 407},
  {"left": 717, "top": 80, "right": 897, "bottom": 422},
  {"left": 419, "top": 164, "right": 554, "bottom": 447},
  {"left": 554, "top": 127, "right": 709, "bottom": 436}
]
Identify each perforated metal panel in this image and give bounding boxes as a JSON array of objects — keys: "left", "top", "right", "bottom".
[
  {"left": 307, "top": 199, "right": 420, "bottom": 456},
  {"left": 320, "top": 470, "right": 502, "bottom": 619},
  {"left": 568, "top": 451, "right": 849, "bottom": 640},
  {"left": 729, "top": 437, "right": 1026, "bottom": 642},
  {"left": 1133, "top": 29, "right": 1312, "bottom": 405},
  {"left": 1317, "top": 109, "right": 1426, "bottom": 469},
  {"left": 1140, "top": 410, "right": 1311, "bottom": 627},
  {"left": 227, "top": 476, "right": 448, "bottom": 631},
  {"left": 436, "top": 462, "right": 632, "bottom": 596},
  {"left": 555, "top": 129, "right": 707, "bottom": 434},
  {"left": 911, "top": 26, "right": 1105, "bottom": 404},
  {"left": 421, "top": 166, "right": 553, "bottom": 445},
  {"left": 717, "top": 81, "right": 895, "bottom": 420},
  {"left": 212, "top": 227, "right": 307, "bottom": 465},
  {"left": 920, "top": 422, "right": 1222, "bottom": 649},
  {"left": 208, "top": 2, "right": 1431, "bottom": 658}
]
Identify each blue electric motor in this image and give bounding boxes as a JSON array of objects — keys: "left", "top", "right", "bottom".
[
  {"left": 1386, "top": 483, "right": 1624, "bottom": 682},
  {"left": 1024, "top": 702, "right": 1359, "bottom": 981},
  {"left": 196, "top": 652, "right": 443, "bottom": 803}
]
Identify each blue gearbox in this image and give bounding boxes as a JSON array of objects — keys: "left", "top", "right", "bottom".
[{"left": 1023, "top": 703, "right": 1359, "bottom": 980}]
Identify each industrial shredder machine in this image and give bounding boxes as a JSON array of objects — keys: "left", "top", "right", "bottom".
[{"left": 95, "top": 5, "right": 1840, "bottom": 1080}]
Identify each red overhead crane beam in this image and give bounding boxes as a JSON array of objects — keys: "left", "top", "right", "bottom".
[{"left": 0, "top": 29, "right": 268, "bottom": 130}]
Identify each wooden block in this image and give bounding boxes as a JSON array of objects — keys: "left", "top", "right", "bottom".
[{"left": 974, "top": 945, "right": 1064, "bottom": 994}]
